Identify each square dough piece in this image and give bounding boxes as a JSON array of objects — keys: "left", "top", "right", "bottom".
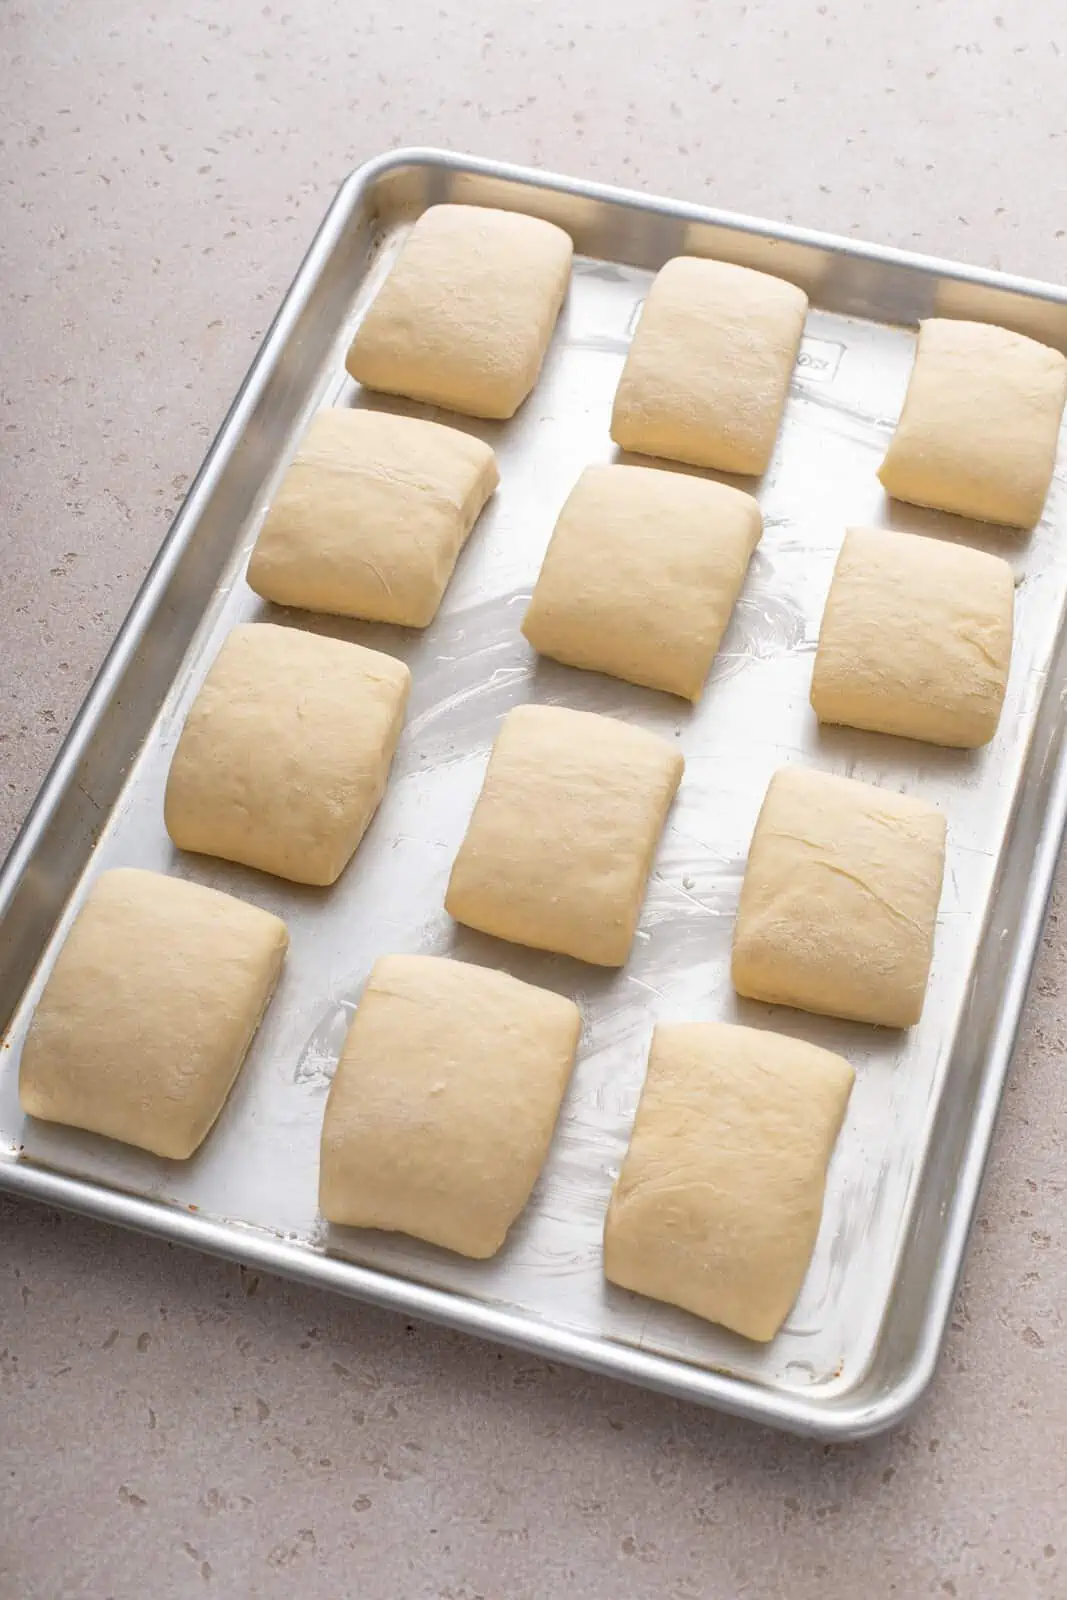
[
  {"left": 319, "top": 955, "right": 581, "bottom": 1257},
  {"left": 346, "top": 204, "right": 574, "bottom": 420},
  {"left": 604, "top": 1022, "right": 854, "bottom": 1342},
  {"left": 610, "top": 256, "right": 809, "bottom": 474},
  {"left": 445, "top": 704, "right": 684, "bottom": 966},
  {"left": 732, "top": 767, "right": 946, "bottom": 1027},
  {"left": 521, "top": 463, "right": 762, "bottom": 701},
  {"left": 19, "top": 868, "right": 288, "bottom": 1159},
  {"left": 164, "top": 623, "right": 410, "bottom": 886},
  {"left": 811, "top": 526, "right": 1015, "bottom": 748},
  {"left": 878, "top": 318, "right": 1067, "bottom": 528},
  {"left": 247, "top": 409, "right": 499, "bottom": 626}
]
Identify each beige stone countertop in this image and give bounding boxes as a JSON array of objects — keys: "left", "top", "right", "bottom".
[{"left": 2, "top": 3, "right": 1066, "bottom": 1596}]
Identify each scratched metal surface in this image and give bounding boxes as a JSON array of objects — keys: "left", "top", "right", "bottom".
[{"left": 3, "top": 153, "right": 1067, "bottom": 1435}]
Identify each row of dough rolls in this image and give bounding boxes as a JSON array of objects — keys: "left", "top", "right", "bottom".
[
  {"left": 16, "top": 872, "right": 852, "bottom": 1347},
  {"left": 347, "top": 203, "right": 1066, "bottom": 530}
]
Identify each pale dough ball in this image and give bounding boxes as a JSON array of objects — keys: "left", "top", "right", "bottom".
[
  {"left": 604, "top": 1021, "right": 854, "bottom": 1342},
  {"left": 811, "top": 526, "right": 1014, "bottom": 748},
  {"left": 521, "top": 463, "right": 762, "bottom": 701},
  {"left": 319, "top": 954, "right": 581, "bottom": 1258},
  {"left": 164, "top": 623, "right": 410, "bottom": 886},
  {"left": 445, "top": 704, "right": 684, "bottom": 967},
  {"left": 19, "top": 868, "right": 288, "bottom": 1159},
  {"left": 247, "top": 409, "right": 499, "bottom": 627},
  {"left": 610, "top": 256, "right": 808, "bottom": 474},
  {"left": 732, "top": 766, "right": 946, "bottom": 1028},
  {"left": 878, "top": 318, "right": 1067, "bottom": 528},
  {"left": 346, "top": 204, "right": 574, "bottom": 420}
]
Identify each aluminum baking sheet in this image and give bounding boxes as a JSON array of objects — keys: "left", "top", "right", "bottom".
[{"left": 4, "top": 150, "right": 1067, "bottom": 1440}]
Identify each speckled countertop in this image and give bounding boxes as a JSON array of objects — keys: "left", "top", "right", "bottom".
[{"left": 2, "top": 4, "right": 1066, "bottom": 1596}]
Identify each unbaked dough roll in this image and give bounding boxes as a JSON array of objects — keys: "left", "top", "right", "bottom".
[
  {"left": 247, "top": 409, "right": 498, "bottom": 626},
  {"left": 878, "top": 318, "right": 1067, "bottom": 528},
  {"left": 164, "top": 624, "right": 410, "bottom": 886},
  {"left": 522, "top": 463, "right": 762, "bottom": 701},
  {"left": 811, "top": 525, "right": 1014, "bottom": 748},
  {"left": 445, "top": 704, "right": 684, "bottom": 967},
  {"left": 346, "top": 204, "right": 573, "bottom": 419},
  {"left": 610, "top": 256, "right": 808, "bottom": 474},
  {"left": 604, "top": 1021, "right": 854, "bottom": 1342},
  {"left": 19, "top": 868, "right": 288, "bottom": 1159},
  {"left": 732, "top": 766, "right": 946, "bottom": 1028},
  {"left": 319, "top": 955, "right": 581, "bottom": 1258}
]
